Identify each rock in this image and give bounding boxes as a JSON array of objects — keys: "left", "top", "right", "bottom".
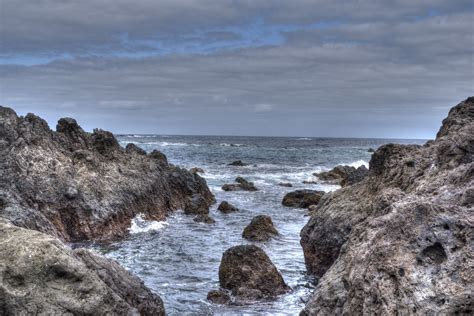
[
  {"left": 149, "top": 149, "right": 168, "bottom": 164},
  {"left": 207, "top": 289, "right": 231, "bottom": 304},
  {"left": 217, "top": 201, "right": 239, "bottom": 213},
  {"left": 0, "top": 219, "right": 165, "bottom": 315},
  {"left": 282, "top": 190, "right": 325, "bottom": 208},
  {"left": 125, "top": 143, "right": 147, "bottom": 155},
  {"left": 190, "top": 167, "right": 204, "bottom": 173},
  {"left": 302, "top": 180, "right": 318, "bottom": 184},
  {"left": 314, "top": 164, "right": 368, "bottom": 186},
  {"left": 368, "top": 147, "right": 375, "bottom": 153},
  {"left": 222, "top": 177, "right": 258, "bottom": 191},
  {"left": 184, "top": 193, "right": 210, "bottom": 215},
  {"left": 228, "top": 160, "right": 248, "bottom": 166},
  {"left": 300, "top": 97, "right": 474, "bottom": 315},
  {"left": 193, "top": 214, "right": 215, "bottom": 224},
  {"left": 0, "top": 106, "right": 214, "bottom": 241},
  {"left": 242, "top": 215, "right": 279, "bottom": 241},
  {"left": 278, "top": 182, "right": 293, "bottom": 187},
  {"left": 218, "top": 245, "right": 290, "bottom": 299}
]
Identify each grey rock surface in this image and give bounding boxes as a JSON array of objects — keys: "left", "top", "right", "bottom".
[
  {"left": 282, "top": 190, "right": 325, "bottom": 208},
  {"left": 300, "top": 97, "right": 474, "bottom": 315},
  {"left": 242, "top": 215, "right": 279, "bottom": 241}
]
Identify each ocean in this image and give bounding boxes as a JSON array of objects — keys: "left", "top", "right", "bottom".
[{"left": 87, "top": 135, "right": 426, "bottom": 315}]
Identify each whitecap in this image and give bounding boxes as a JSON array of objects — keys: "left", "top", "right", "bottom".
[
  {"left": 129, "top": 214, "right": 168, "bottom": 234},
  {"left": 345, "top": 160, "right": 369, "bottom": 168}
]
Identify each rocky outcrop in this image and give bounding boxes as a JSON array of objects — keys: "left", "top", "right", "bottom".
[
  {"left": 300, "top": 98, "right": 474, "bottom": 315},
  {"left": 0, "top": 219, "right": 165, "bottom": 315},
  {"left": 0, "top": 106, "right": 214, "bottom": 241},
  {"left": 242, "top": 215, "right": 279, "bottom": 241},
  {"left": 282, "top": 190, "right": 325, "bottom": 208},
  {"left": 217, "top": 201, "right": 239, "bottom": 213},
  {"left": 222, "top": 177, "right": 258, "bottom": 191},
  {"left": 207, "top": 289, "right": 231, "bottom": 304},
  {"left": 189, "top": 167, "right": 204, "bottom": 173},
  {"left": 228, "top": 160, "right": 248, "bottom": 166},
  {"left": 218, "top": 245, "right": 290, "bottom": 300},
  {"left": 314, "top": 165, "right": 368, "bottom": 186}
]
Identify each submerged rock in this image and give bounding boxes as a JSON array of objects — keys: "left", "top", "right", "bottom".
[
  {"left": 217, "top": 201, "right": 239, "bottom": 213},
  {"left": 228, "top": 160, "right": 248, "bottom": 166},
  {"left": 278, "top": 182, "right": 293, "bottom": 187},
  {"left": 218, "top": 245, "right": 290, "bottom": 299},
  {"left": 193, "top": 214, "right": 215, "bottom": 224},
  {"left": 282, "top": 190, "right": 325, "bottom": 208},
  {"left": 242, "top": 215, "right": 279, "bottom": 241},
  {"left": 222, "top": 177, "right": 258, "bottom": 191},
  {"left": 314, "top": 165, "right": 368, "bottom": 186},
  {"left": 207, "top": 289, "right": 231, "bottom": 305},
  {"left": 300, "top": 97, "right": 474, "bottom": 315},
  {"left": 0, "top": 106, "right": 214, "bottom": 241},
  {"left": 0, "top": 219, "right": 165, "bottom": 315}
]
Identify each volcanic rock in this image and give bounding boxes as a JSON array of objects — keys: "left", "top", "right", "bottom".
[
  {"left": 242, "top": 215, "right": 279, "bottom": 241},
  {"left": 278, "top": 182, "right": 293, "bottom": 187},
  {"left": 314, "top": 164, "right": 368, "bottom": 186},
  {"left": 0, "top": 106, "right": 214, "bottom": 241},
  {"left": 218, "top": 245, "right": 290, "bottom": 299},
  {"left": 228, "top": 160, "right": 248, "bottom": 166},
  {"left": 368, "top": 147, "right": 375, "bottom": 153},
  {"left": 217, "top": 201, "right": 239, "bottom": 213},
  {"left": 0, "top": 219, "right": 165, "bottom": 315},
  {"left": 125, "top": 143, "right": 147, "bottom": 155},
  {"left": 282, "top": 190, "right": 325, "bottom": 208},
  {"left": 190, "top": 167, "right": 205, "bottom": 173},
  {"left": 193, "top": 214, "right": 215, "bottom": 224},
  {"left": 184, "top": 193, "right": 211, "bottom": 215},
  {"left": 149, "top": 149, "right": 168, "bottom": 164},
  {"left": 207, "top": 290, "right": 231, "bottom": 304},
  {"left": 300, "top": 97, "right": 474, "bottom": 315},
  {"left": 222, "top": 177, "right": 258, "bottom": 191}
]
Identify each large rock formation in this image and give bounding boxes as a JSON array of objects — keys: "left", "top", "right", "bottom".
[
  {"left": 314, "top": 164, "right": 368, "bottom": 187},
  {"left": 218, "top": 245, "right": 290, "bottom": 299},
  {"left": 0, "top": 106, "right": 214, "bottom": 241},
  {"left": 0, "top": 219, "right": 165, "bottom": 315},
  {"left": 300, "top": 97, "right": 474, "bottom": 315}
]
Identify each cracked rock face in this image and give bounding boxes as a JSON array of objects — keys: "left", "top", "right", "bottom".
[
  {"left": 0, "top": 106, "right": 214, "bottom": 241},
  {"left": 0, "top": 219, "right": 165, "bottom": 315},
  {"left": 300, "top": 98, "right": 474, "bottom": 315}
]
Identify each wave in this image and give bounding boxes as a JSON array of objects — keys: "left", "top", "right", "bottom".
[
  {"left": 219, "top": 143, "right": 245, "bottom": 147},
  {"left": 345, "top": 159, "right": 369, "bottom": 168},
  {"left": 296, "top": 137, "right": 312, "bottom": 140},
  {"left": 129, "top": 214, "right": 168, "bottom": 234}
]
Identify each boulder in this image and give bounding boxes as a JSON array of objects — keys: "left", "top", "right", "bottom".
[
  {"left": 278, "top": 182, "right": 293, "bottom": 187},
  {"left": 282, "top": 190, "right": 325, "bottom": 208},
  {"left": 228, "top": 160, "right": 248, "bottom": 166},
  {"left": 368, "top": 147, "right": 375, "bottom": 153},
  {"left": 218, "top": 245, "right": 290, "bottom": 299},
  {"left": 300, "top": 97, "right": 474, "bottom": 315},
  {"left": 0, "top": 219, "right": 165, "bottom": 315},
  {"left": 207, "top": 290, "right": 231, "bottom": 304},
  {"left": 314, "top": 164, "right": 368, "bottom": 186},
  {"left": 125, "top": 143, "right": 147, "bottom": 155},
  {"left": 217, "top": 201, "right": 239, "bottom": 213},
  {"left": 149, "top": 149, "right": 168, "bottom": 164},
  {"left": 222, "top": 177, "right": 258, "bottom": 191},
  {"left": 193, "top": 214, "right": 215, "bottom": 224},
  {"left": 242, "top": 215, "right": 279, "bottom": 241},
  {"left": 0, "top": 106, "right": 214, "bottom": 241}
]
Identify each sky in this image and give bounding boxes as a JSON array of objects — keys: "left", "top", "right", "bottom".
[{"left": 0, "top": 1, "right": 473, "bottom": 139}]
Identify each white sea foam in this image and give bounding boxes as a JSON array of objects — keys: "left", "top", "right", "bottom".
[
  {"left": 296, "top": 137, "right": 312, "bottom": 140},
  {"left": 345, "top": 159, "right": 369, "bottom": 168},
  {"left": 129, "top": 214, "right": 168, "bottom": 234}
]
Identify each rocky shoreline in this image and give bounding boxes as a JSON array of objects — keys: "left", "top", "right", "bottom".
[{"left": 0, "top": 97, "right": 472, "bottom": 315}]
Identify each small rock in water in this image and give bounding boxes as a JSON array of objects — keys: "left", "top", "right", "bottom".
[
  {"left": 217, "top": 201, "right": 239, "bottom": 213},
  {"left": 184, "top": 194, "right": 210, "bottom": 215},
  {"left": 193, "top": 214, "right": 215, "bottom": 224},
  {"left": 207, "top": 289, "right": 231, "bottom": 304},
  {"left": 282, "top": 190, "right": 325, "bottom": 208},
  {"left": 368, "top": 147, "right": 375, "bottom": 153},
  {"left": 242, "top": 215, "right": 279, "bottom": 241},
  {"left": 222, "top": 177, "right": 258, "bottom": 191},
  {"left": 278, "top": 182, "right": 293, "bottom": 187},
  {"left": 302, "top": 180, "right": 318, "bottom": 184},
  {"left": 228, "top": 160, "right": 248, "bottom": 166},
  {"left": 218, "top": 245, "right": 290, "bottom": 300},
  {"left": 189, "top": 167, "right": 204, "bottom": 173}
]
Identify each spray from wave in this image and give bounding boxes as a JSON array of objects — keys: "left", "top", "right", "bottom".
[{"left": 129, "top": 214, "right": 168, "bottom": 234}]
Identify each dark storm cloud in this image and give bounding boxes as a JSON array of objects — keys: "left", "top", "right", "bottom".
[{"left": 0, "top": 1, "right": 473, "bottom": 138}]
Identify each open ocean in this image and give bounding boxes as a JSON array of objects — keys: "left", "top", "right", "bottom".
[{"left": 86, "top": 135, "right": 426, "bottom": 315}]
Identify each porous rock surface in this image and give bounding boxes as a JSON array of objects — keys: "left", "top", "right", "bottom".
[
  {"left": 0, "top": 106, "right": 214, "bottom": 241},
  {"left": 300, "top": 97, "right": 474, "bottom": 315},
  {"left": 218, "top": 245, "right": 290, "bottom": 299},
  {"left": 314, "top": 164, "right": 368, "bottom": 187},
  {"left": 218, "top": 201, "right": 239, "bottom": 213},
  {"left": 242, "top": 215, "right": 279, "bottom": 241},
  {"left": 282, "top": 190, "right": 325, "bottom": 208},
  {"left": 0, "top": 219, "right": 165, "bottom": 315}
]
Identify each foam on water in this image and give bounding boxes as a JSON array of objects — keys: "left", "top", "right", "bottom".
[{"left": 129, "top": 214, "right": 168, "bottom": 234}]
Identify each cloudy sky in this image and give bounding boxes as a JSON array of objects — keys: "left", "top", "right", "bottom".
[{"left": 1, "top": 1, "right": 473, "bottom": 138}]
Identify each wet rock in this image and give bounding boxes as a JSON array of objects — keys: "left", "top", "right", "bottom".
[
  {"left": 125, "top": 143, "right": 146, "bottom": 155},
  {"left": 278, "top": 182, "right": 293, "bottom": 187},
  {"left": 0, "top": 219, "right": 165, "bottom": 315},
  {"left": 314, "top": 165, "right": 368, "bottom": 186},
  {"left": 207, "top": 289, "right": 231, "bottom": 304},
  {"left": 218, "top": 245, "right": 290, "bottom": 299},
  {"left": 242, "top": 215, "right": 279, "bottom": 241},
  {"left": 193, "top": 214, "right": 215, "bottom": 224},
  {"left": 184, "top": 193, "right": 210, "bottom": 215},
  {"left": 368, "top": 147, "right": 375, "bottom": 153},
  {"left": 300, "top": 97, "right": 474, "bottom": 315},
  {"left": 228, "top": 160, "right": 248, "bottom": 166},
  {"left": 302, "top": 180, "right": 318, "bottom": 184},
  {"left": 190, "top": 167, "right": 204, "bottom": 173},
  {"left": 0, "top": 106, "right": 214, "bottom": 241},
  {"left": 217, "top": 201, "right": 239, "bottom": 213},
  {"left": 282, "top": 190, "right": 325, "bottom": 208},
  {"left": 222, "top": 177, "right": 258, "bottom": 191}
]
